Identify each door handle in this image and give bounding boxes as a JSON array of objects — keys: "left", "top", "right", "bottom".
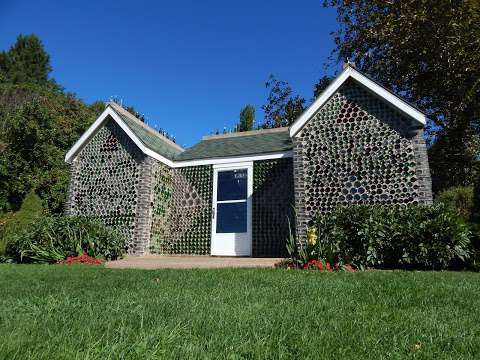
[{"left": 212, "top": 208, "right": 215, "bottom": 219}]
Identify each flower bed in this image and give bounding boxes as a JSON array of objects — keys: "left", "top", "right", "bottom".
[
  {"left": 275, "top": 258, "right": 356, "bottom": 272},
  {"left": 60, "top": 254, "right": 103, "bottom": 265}
]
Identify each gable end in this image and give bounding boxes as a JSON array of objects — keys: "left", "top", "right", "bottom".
[{"left": 289, "top": 65, "right": 426, "bottom": 137}]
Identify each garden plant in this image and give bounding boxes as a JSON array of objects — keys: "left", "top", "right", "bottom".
[{"left": 284, "top": 204, "right": 472, "bottom": 271}]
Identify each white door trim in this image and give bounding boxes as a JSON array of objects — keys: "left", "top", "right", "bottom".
[{"left": 211, "top": 162, "right": 253, "bottom": 256}]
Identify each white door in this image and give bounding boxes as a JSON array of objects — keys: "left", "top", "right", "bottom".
[{"left": 211, "top": 162, "right": 252, "bottom": 256}]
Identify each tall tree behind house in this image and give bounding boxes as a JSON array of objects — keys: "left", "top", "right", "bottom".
[{"left": 323, "top": 0, "right": 480, "bottom": 192}]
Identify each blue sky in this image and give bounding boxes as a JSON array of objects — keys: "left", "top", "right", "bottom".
[{"left": 0, "top": 0, "right": 340, "bottom": 147}]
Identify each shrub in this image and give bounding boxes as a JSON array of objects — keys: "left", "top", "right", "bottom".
[
  {"left": 0, "top": 189, "right": 44, "bottom": 257},
  {"left": 314, "top": 204, "right": 471, "bottom": 270},
  {"left": 284, "top": 214, "right": 357, "bottom": 271},
  {"left": 0, "top": 213, "right": 13, "bottom": 256},
  {"left": 436, "top": 186, "right": 475, "bottom": 221},
  {"left": 471, "top": 180, "right": 480, "bottom": 269},
  {"left": 473, "top": 179, "right": 480, "bottom": 223},
  {"left": 5, "top": 216, "right": 126, "bottom": 263},
  {"left": 435, "top": 185, "right": 480, "bottom": 270}
]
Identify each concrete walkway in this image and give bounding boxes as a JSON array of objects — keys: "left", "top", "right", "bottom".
[{"left": 106, "top": 255, "right": 283, "bottom": 270}]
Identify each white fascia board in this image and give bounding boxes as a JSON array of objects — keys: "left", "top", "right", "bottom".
[
  {"left": 65, "top": 107, "right": 112, "bottom": 163},
  {"left": 213, "top": 161, "right": 253, "bottom": 170},
  {"left": 348, "top": 70, "right": 426, "bottom": 125},
  {"left": 65, "top": 108, "right": 292, "bottom": 168},
  {"left": 289, "top": 66, "right": 426, "bottom": 137},
  {"left": 289, "top": 70, "right": 351, "bottom": 137},
  {"left": 65, "top": 107, "right": 174, "bottom": 167},
  {"left": 172, "top": 151, "right": 293, "bottom": 168}
]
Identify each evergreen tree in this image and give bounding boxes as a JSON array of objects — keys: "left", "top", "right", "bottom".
[
  {"left": 0, "top": 34, "right": 53, "bottom": 86},
  {"left": 0, "top": 52, "right": 9, "bottom": 83},
  {"left": 238, "top": 105, "right": 255, "bottom": 132}
]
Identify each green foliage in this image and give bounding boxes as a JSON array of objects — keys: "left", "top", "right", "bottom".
[
  {"left": 5, "top": 216, "right": 127, "bottom": 263},
  {"left": 470, "top": 180, "right": 480, "bottom": 269},
  {"left": 324, "top": 0, "right": 480, "bottom": 192},
  {"left": 0, "top": 35, "right": 104, "bottom": 213},
  {"left": 285, "top": 216, "right": 308, "bottom": 268},
  {"left": 314, "top": 204, "right": 471, "bottom": 270},
  {"left": 428, "top": 134, "right": 480, "bottom": 192},
  {"left": 474, "top": 178, "right": 480, "bottom": 222},
  {"left": 313, "top": 75, "right": 333, "bottom": 98},
  {"left": 0, "top": 34, "right": 54, "bottom": 87},
  {"left": 238, "top": 104, "right": 255, "bottom": 132},
  {"left": 435, "top": 186, "right": 475, "bottom": 221},
  {"left": 261, "top": 74, "right": 305, "bottom": 128},
  {"left": 435, "top": 185, "right": 480, "bottom": 269},
  {"left": 15, "top": 189, "right": 44, "bottom": 221},
  {"left": 0, "top": 190, "right": 44, "bottom": 257},
  {"left": 0, "top": 83, "right": 102, "bottom": 212},
  {"left": 0, "top": 212, "right": 15, "bottom": 258}
]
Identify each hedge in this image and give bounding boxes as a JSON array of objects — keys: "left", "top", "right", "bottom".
[{"left": 312, "top": 204, "right": 471, "bottom": 270}]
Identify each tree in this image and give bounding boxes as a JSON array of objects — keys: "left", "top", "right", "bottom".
[
  {"left": 0, "top": 52, "right": 9, "bottom": 83},
  {"left": 324, "top": 0, "right": 480, "bottom": 191},
  {"left": 238, "top": 105, "right": 255, "bottom": 132},
  {"left": 313, "top": 75, "right": 333, "bottom": 99},
  {"left": 261, "top": 75, "right": 305, "bottom": 128},
  {"left": 0, "top": 35, "right": 128, "bottom": 213},
  {"left": 0, "top": 34, "right": 54, "bottom": 87},
  {"left": 0, "top": 83, "right": 102, "bottom": 212}
]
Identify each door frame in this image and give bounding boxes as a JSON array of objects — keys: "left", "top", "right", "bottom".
[{"left": 211, "top": 161, "right": 253, "bottom": 256}]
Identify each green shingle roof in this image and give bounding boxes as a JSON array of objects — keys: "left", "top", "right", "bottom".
[
  {"left": 175, "top": 129, "right": 292, "bottom": 161},
  {"left": 108, "top": 103, "right": 292, "bottom": 162},
  {"left": 108, "top": 102, "right": 184, "bottom": 160}
]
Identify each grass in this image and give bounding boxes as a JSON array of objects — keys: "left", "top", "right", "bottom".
[{"left": 0, "top": 266, "right": 479, "bottom": 359}]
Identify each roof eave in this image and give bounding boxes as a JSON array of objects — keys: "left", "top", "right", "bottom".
[
  {"left": 65, "top": 107, "right": 175, "bottom": 167},
  {"left": 106, "top": 102, "right": 185, "bottom": 153},
  {"left": 172, "top": 150, "right": 293, "bottom": 168}
]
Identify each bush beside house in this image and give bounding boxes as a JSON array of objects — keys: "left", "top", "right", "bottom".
[
  {"left": 286, "top": 204, "right": 472, "bottom": 271},
  {"left": 0, "top": 190, "right": 44, "bottom": 261},
  {"left": 5, "top": 216, "right": 126, "bottom": 263},
  {"left": 436, "top": 186, "right": 475, "bottom": 220},
  {"left": 1, "top": 189, "right": 127, "bottom": 263},
  {"left": 435, "top": 186, "right": 480, "bottom": 268}
]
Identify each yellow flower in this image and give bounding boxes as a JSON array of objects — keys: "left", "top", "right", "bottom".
[{"left": 307, "top": 227, "right": 317, "bottom": 246}]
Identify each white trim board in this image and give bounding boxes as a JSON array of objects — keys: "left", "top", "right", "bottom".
[
  {"left": 65, "top": 107, "right": 175, "bottom": 167},
  {"left": 173, "top": 151, "right": 292, "bottom": 168},
  {"left": 64, "top": 107, "right": 293, "bottom": 168},
  {"left": 66, "top": 66, "right": 424, "bottom": 168},
  {"left": 289, "top": 65, "right": 426, "bottom": 137}
]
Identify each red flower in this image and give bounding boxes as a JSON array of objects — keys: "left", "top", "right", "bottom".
[{"left": 59, "top": 254, "right": 103, "bottom": 265}]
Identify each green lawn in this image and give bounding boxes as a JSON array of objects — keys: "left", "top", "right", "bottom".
[{"left": 0, "top": 266, "right": 479, "bottom": 359}]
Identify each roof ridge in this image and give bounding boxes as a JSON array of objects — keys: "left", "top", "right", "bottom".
[
  {"left": 202, "top": 127, "right": 289, "bottom": 140},
  {"left": 107, "top": 101, "right": 184, "bottom": 152}
]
